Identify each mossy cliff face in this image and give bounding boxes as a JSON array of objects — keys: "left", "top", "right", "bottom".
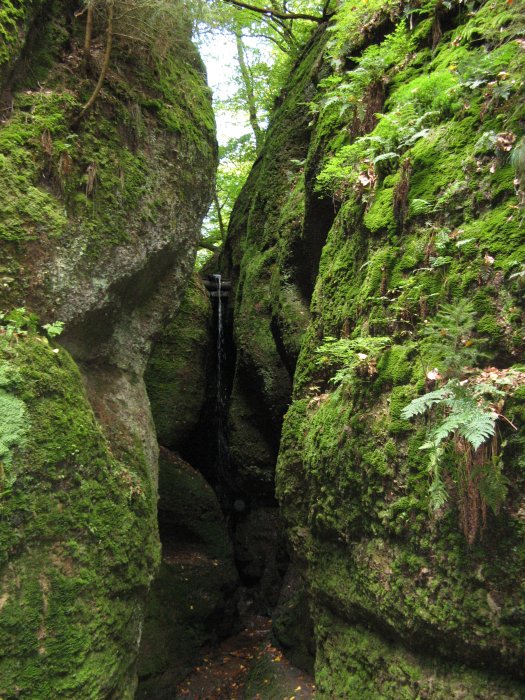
[
  {"left": 138, "top": 280, "right": 239, "bottom": 695},
  {"left": 227, "top": 0, "right": 525, "bottom": 695},
  {"left": 224, "top": 26, "right": 330, "bottom": 497},
  {"left": 0, "top": 1, "right": 216, "bottom": 696},
  {"left": 145, "top": 274, "right": 212, "bottom": 450}
]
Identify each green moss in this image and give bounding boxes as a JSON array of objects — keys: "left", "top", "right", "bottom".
[
  {"left": 0, "top": 335, "right": 159, "bottom": 697},
  {"left": 376, "top": 343, "right": 418, "bottom": 387},
  {"left": 145, "top": 275, "right": 211, "bottom": 448},
  {"left": 364, "top": 182, "right": 397, "bottom": 235},
  {"left": 156, "top": 53, "right": 215, "bottom": 155},
  {"left": 314, "top": 608, "right": 525, "bottom": 700},
  {"left": 0, "top": 0, "right": 29, "bottom": 67},
  {"left": 0, "top": 359, "right": 27, "bottom": 475}
]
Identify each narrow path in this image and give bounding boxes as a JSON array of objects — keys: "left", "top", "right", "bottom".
[{"left": 174, "top": 615, "right": 316, "bottom": 699}]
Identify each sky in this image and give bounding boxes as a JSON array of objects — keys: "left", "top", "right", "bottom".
[
  {"left": 198, "top": 31, "right": 251, "bottom": 146},
  {"left": 197, "top": 27, "right": 274, "bottom": 147}
]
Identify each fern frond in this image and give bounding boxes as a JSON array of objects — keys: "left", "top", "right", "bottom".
[
  {"left": 432, "top": 413, "right": 464, "bottom": 444},
  {"left": 427, "top": 443, "right": 448, "bottom": 511},
  {"left": 400, "top": 386, "right": 451, "bottom": 419},
  {"left": 478, "top": 459, "right": 508, "bottom": 514},
  {"left": 429, "top": 474, "right": 448, "bottom": 511},
  {"left": 373, "top": 152, "right": 400, "bottom": 164},
  {"left": 459, "top": 410, "right": 498, "bottom": 451}
]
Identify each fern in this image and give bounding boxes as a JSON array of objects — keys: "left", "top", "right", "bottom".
[
  {"left": 477, "top": 455, "right": 508, "bottom": 515},
  {"left": 404, "top": 380, "right": 498, "bottom": 452},
  {"left": 315, "top": 336, "right": 391, "bottom": 385},
  {"left": 409, "top": 198, "right": 432, "bottom": 217},
  {"left": 400, "top": 385, "right": 451, "bottom": 418},
  {"left": 401, "top": 299, "right": 509, "bottom": 538},
  {"left": 460, "top": 409, "right": 498, "bottom": 451},
  {"left": 403, "top": 372, "right": 505, "bottom": 538},
  {"left": 419, "top": 299, "right": 485, "bottom": 377}
]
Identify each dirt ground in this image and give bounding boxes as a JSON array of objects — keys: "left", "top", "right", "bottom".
[{"left": 173, "top": 615, "right": 316, "bottom": 700}]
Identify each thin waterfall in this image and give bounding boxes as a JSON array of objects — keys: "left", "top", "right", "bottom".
[{"left": 213, "top": 273, "right": 228, "bottom": 482}]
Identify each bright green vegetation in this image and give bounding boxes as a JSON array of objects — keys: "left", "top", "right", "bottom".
[
  {"left": 0, "top": 0, "right": 217, "bottom": 695},
  {"left": 0, "top": 1, "right": 33, "bottom": 69},
  {"left": 225, "top": 0, "right": 525, "bottom": 695},
  {"left": 0, "top": 333, "right": 159, "bottom": 698}
]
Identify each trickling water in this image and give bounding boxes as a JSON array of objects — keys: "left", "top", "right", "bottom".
[{"left": 213, "top": 274, "right": 229, "bottom": 483}]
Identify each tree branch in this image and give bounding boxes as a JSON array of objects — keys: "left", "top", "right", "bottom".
[
  {"left": 84, "top": 5, "right": 94, "bottom": 58},
  {"left": 199, "top": 239, "right": 221, "bottom": 252},
  {"left": 235, "top": 29, "right": 264, "bottom": 152},
  {"left": 76, "top": 3, "right": 114, "bottom": 122},
  {"left": 222, "top": 0, "right": 324, "bottom": 23},
  {"left": 322, "top": 0, "right": 334, "bottom": 19}
]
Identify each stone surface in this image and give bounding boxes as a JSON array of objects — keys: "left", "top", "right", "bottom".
[
  {"left": 136, "top": 449, "right": 239, "bottom": 696},
  {"left": 145, "top": 274, "right": 212, "bottom": 450},
  {"left": 225, "top": 1, "right": 525, "bottom": 695},
  {"left": 0, "top": 0, "right": 216, "bottom": 695}
]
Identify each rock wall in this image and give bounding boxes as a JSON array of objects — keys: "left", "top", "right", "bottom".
[
  {"left": 0, "top": 1, "right": 216, "bottom": 696},
  {"left": 137, "top": 277, "right": 239, "bottom": 694},
  {"left": 225, "top": 0, "right": 525, "bottom": 696}
]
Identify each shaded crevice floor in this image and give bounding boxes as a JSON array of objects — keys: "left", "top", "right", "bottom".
[{"left": 174, "top": 615, "right": 316, "bottom": 699}]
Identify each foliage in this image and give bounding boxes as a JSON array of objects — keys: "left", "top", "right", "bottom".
[
  {"left": 315, "top": 335, "right": 391, "bottom": 384},
  {"left": 326, "top": 0, "right": 406, "bottom": 61},
  {"left": 196, "top": 0, "right": 329, "bottom": 260},
  {"left": 1, "top": 308, "right": 64, "bottom": 341},
  {"left": 198, "top": 134, "right": 256, "bottom": 266},
  {"left": 0, "top": 308, "right": 39, "bottom": 339},
  {"left": 43, "top": 321, "right": 65, "bottom": 338},
  {"left": 401, "top": 301, "right": 521, "bottom": 542},
  {"left": 402, "top": 379, "right": 500, "bottom": 452},
  {"left": 318, "top": 21, "right": 415, "bottom": 116},
  {"left": 418, "top": 298, "right": 485, "bottom": 376}
]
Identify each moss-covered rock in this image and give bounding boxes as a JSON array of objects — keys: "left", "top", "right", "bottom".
[
  {"left": 226, "top": 0, "right": 525, "bottom": 695},
  {"left": 145, "top": 275, "right": 212, "bottom": 449},
  {"left": 314, "top": 606, "right": 525, "bottom": 700},
  {"left": 0, "top": 0, "right": 216, "bottom": 694},
  {"left": 0, "top": 335, "right": 159, "bottom": 698},
  {"left": 223, "top": 26, "right": 331, "bottom": 495}
]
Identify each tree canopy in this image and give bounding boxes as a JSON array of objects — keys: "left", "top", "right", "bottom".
[{"left": 196, "top": 0, "right": 333, "bottom": 263}]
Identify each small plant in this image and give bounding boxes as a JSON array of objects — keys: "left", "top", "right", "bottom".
[
  {"left": 419, "top": 299, "right": 485, "bottom": 377},
  {"left": 402, "top": 301, "right": 521, "bottom": 543},
  {"left": 316, "top": 336, "right": 391, "bottom": 384},
  {"left": 0, "top": 308, "right": 39, "bottom": 339},
  {"left": 43, "top": 321, "right": 65, "bottom": 338}
]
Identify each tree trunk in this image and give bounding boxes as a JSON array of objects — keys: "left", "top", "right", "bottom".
[
  {"left": 84, "top": 4, "right": 94, "bottom": 58},
  {"left": 235, "top": 30, "right": 264, "bottom": 153},
  {"left": 76, "top": 2, "right": 114, "bottom": 123},
  {"left": 214, "top": 190, "right": 226, "bottom": 241}
]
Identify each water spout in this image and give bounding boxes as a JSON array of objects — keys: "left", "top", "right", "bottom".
[{"left": 213, "top": 274, "right": 228, "bottom": 481}]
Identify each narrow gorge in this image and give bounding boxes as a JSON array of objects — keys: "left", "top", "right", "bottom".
[{"left": 1, "top": 0, "right": 524, "bottom": 698}]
